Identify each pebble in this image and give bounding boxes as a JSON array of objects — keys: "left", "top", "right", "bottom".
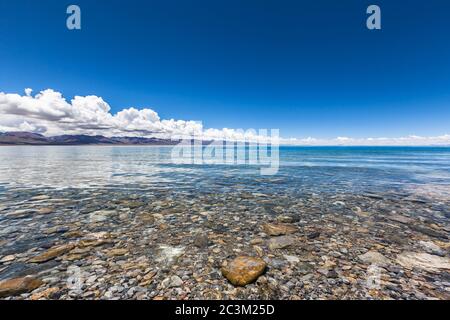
[
  {"left": 358, "top": 251, "right": 390, "bottom": 266},
  {"left": 0, "top": 255, "right": 16, "bottom": 263},
  {"left": 262, "top": 223, "right": 298, "bottom": 236},
  {"left": 29, "top": 244, "right": 75, "bottom": 263},
  {"left": 268, "top": 236, "right": 296, "bottom": 250},
  {"left": 193, "top": 234, "right": 209, "bottom": 248}
]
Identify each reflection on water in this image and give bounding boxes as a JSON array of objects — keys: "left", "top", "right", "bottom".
[{"left": 0, "top": 146, "right": 449, "bottom": 200}]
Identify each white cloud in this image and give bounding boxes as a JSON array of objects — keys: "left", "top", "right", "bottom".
[
  {"left": 0, "top": 88, "right": 449, "bottom": 146},
  {"left": 284, "top": 135, "right": 450, "bottom": 146},
  {"left": 0, "top": 88, "right": 203, "bottom": 139},
  {"left": 24, "top": 88, "right": 33, "bottom": 97}
]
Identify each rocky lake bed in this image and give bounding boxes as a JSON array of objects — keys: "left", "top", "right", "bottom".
[{"left": 0, "top": 186, "right": 449, "bottom": 300}]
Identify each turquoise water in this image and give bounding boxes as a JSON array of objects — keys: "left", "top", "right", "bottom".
[{"left": 0, "top": 146, "right": 449, "bottom": 200}]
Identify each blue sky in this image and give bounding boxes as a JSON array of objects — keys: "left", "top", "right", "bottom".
[{"left": 0, "top": 0, "right": 449, "bottom": 140}]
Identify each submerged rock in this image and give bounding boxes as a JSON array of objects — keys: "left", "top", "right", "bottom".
[
  {"left": 389, "top": 214, "right": 413, "bottom": 224},
  {"left": 268, "top": 236, "right": 296, "bottom": 250},
  {"left": 307, "top": 231, "right": 320, "bottom": 239},
  {"left": 122, "top": 200, "right": 144, "bottom": 209},
  {"left": 89, "top": 210, "right": 113, "bottom": 223},
  {"left": 358, "top": 251, "right": 390, "bottom": 266},
  {"left": 262, "top": 223, "right": 298, "bottom": 236},
  {"left": 409, "top": 225, "right": 447, "bottom": 239},
  {"left": 30, "top": 195, "right": 50, "bottom": 201},
  {"left": 0, "top": 255, "right": 16, "bottom": 263},
  {"left": 221, "top": 256, "right": 266, "bottom": 286},
  {"left": 284, "top": 255, "right": 300, "bottom": 263},
  {"left": 106, "top": 248, "right": 128, "bottom": 257},
  {"left": 29, "top": 244, "right": 75, "bottom": 263},
  {"left": 156, "top": 245, "right": 185, "bottom": 266},
  {"left": 193, "top": 233, "right": 209, "bottom": 248},
  {"left": 30, "top": 287, "right": 60, "bottom": 300},
  {"left": 37, "top": 207, "right": 54, "bottom": 215},
  {"left": 0, "top": 276, "right": 43, "bottom": 297},
  {"left": 161, "top": 275, "right": 183, "bottom": 288},
  {"left": 396, "top": 252, "right": 450, "bottom": 272},
  {"left": 419, "top": 241, "right": 444, "bottom": 256},
  {"left": 0, "top": 261, "right": 59, "bottom": 281}
]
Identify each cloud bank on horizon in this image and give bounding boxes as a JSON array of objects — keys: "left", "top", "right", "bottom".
[{"left": 0, "top": 88, "right": 449, "bottom": 146}]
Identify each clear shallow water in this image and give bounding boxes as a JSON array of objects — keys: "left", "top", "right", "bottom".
[
  {"left": 0, "top": 146, "right": 449, "bottom": 200},
  {"left": 0, "top": 146, "right": 449, "bottom": 300}
]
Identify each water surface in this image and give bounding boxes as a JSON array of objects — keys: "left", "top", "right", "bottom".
[{"left": 0, "top": 146, "right": 449, "bottom": 200}]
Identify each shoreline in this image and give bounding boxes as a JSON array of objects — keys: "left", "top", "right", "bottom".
[{"left": 1, "top": 144, "right": 450, "bottom": 147}]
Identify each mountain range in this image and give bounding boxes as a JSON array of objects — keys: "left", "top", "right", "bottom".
[{"left": 0, "top": 132, "right": 180, "bottom": 145}]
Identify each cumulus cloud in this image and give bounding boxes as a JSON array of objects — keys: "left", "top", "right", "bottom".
[
  {"left": 0, "top": 88, "right": 203, "bottom": 139},
  {"left": 0, "top": 88, "right": 449, "bottom": 146}
]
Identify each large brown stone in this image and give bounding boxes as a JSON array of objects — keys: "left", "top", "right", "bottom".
[
  {"left": 262, "top": 223, "right": 298, "bottom": 236},
  {"left": 29, "top": 243, "right": 75, "bottom": 263},
  {"left": 221, "top": 256, "right": 266, "bottom": 286},
  {"left": 0, "top": 276, "right": 43, "bottom": 298}
]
